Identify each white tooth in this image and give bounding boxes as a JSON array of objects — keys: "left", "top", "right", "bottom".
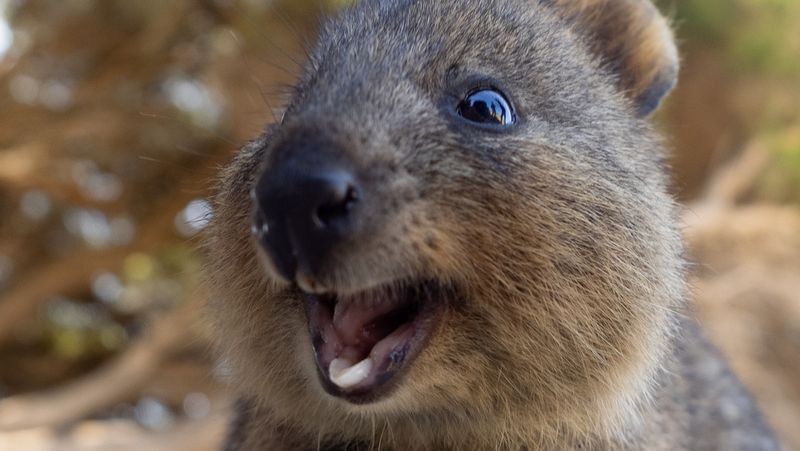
[
  {"left": 296, "top": 273, "right": 327, "bottom": 294},
  {"left": 297, "top": 275, "right": 315, "bottom": 293},
  {"left": 329, "top": 357, "right": 373, "bottom": 389},
  {"left": 329, "top": 358, "right": 353, "bottom": 377}
]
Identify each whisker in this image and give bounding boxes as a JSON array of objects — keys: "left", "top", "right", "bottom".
[{"left": 137, "top": 111, "right": 240, "bottom": 147}]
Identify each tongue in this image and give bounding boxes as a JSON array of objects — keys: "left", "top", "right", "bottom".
[{"left": 332, "top": 290, "right": 409, "bottom": 348}]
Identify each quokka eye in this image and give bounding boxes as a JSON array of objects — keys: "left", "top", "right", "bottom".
[{"left": 457, "top": 88, "right": 516, "bottom": 126}]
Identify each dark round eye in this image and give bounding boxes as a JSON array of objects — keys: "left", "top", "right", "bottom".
[{"left": 457, "top": 88, "right": 515, "bottom": 126}]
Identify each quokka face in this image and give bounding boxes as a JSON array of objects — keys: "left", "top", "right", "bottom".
[{"left": 205, "top": 0, "right": 684, "bottom": 444}]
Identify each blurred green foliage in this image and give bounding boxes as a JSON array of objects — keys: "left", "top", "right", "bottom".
[
  {"left": 42, "top": 242, "right": 198, "bottom": 363},
  {"left": 671, "top": 0, "right": 800, "bottom": 77},
  {"left": 663, "top": 0, "right": 800, "bottom": 203},
  {"left": 759, "top": 128, "right": 800, "bottom": 203}
]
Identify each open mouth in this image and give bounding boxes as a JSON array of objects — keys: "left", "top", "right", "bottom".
[{"left": 302, "top": 281, "right": 445, "bottom": 403}]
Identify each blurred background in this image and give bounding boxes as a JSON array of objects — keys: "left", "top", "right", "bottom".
[{"left": 0, "top": 0, "right": 797, "bottom": 449}]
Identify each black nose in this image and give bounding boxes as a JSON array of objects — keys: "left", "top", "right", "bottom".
[{"left": 252, "top": 162, "right": 361, "bottom": 282}]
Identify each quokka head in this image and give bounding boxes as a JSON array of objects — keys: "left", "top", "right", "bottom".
[{"left": 205, "top": 0, "right": 684, "bottom": 442}]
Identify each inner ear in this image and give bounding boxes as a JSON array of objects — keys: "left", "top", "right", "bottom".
[{"left": 544, "top": 0, "right": 679, "bottom": 117}]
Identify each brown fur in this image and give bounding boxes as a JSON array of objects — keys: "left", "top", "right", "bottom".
[{"left": 203, "top": 0, "right": 780, "bottom": 449}]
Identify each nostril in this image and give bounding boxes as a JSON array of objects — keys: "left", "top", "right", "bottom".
[
  {"left": 314, "top": 183, "right": 359, "bottom": 228},
  {"left": 251, "top": 211, "right": 269, "bottom": 238}
]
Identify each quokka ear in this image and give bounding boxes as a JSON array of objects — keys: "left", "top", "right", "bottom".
[{"left": 543, "top": 0, "right": 679, "bottom": 116}]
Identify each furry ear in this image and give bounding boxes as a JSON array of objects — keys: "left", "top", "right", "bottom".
[{"left": 544, "top": 0, "right": 679, "bottom": 116}]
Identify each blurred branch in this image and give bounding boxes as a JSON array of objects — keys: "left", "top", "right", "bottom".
[
  {"left": 0, "top": 300, "right": 201, "bottom": 431},
  {"left": 683, "top": 204, "right": 800, "bottom": 249},
  {"left": 135, "top": 0, "right": 191, "bottom": 57},
  {"left": 699, "top": 141, "right": 770, "bottom": 207},
  {"left": 0, "top": 414, "right": 226, "bottom": 451},
  {"left": 0, "top": 149, "right": 227, "bottom": 347},
  {"left": 0, "top": 248, "right": 130, "bottom": 345}
]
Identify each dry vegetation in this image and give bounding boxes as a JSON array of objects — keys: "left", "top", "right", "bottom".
[{"left": 0, "top": 0, "right": 797, "bottom": 449}]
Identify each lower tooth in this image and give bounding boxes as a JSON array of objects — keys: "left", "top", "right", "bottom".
[{"left": 329, "top": 357, "right": 373, "bottom": 389}]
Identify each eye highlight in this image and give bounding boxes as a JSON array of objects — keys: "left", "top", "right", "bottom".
[{"left": 457, "top": 88, "right": 516, "bottom": 126}]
